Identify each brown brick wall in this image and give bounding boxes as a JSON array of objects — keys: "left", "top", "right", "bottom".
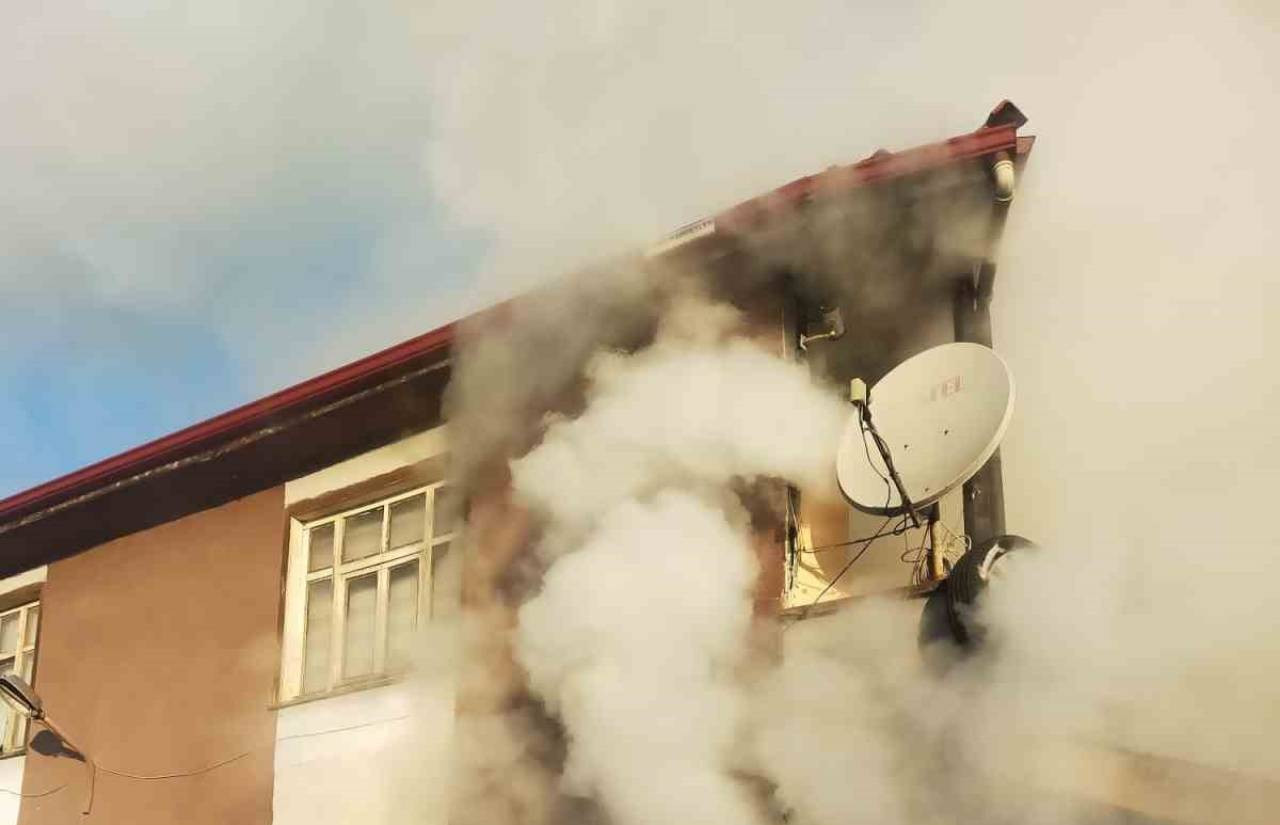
[{"left": 17, "top": 487, "right": 286, "bottom": 825}]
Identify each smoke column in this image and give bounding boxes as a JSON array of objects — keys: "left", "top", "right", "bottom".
[
  {"left": 418, "top": 2, "right": 1280, "bottom": 825},
  {"left": 505, "top": 305, "right": 846, "bottom": 825}
]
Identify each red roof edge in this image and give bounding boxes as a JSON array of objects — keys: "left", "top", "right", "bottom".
[
  {"left": 0, "top": 323, "right": 456, "bottom": 522},
  {"left": 714, "top": 123, "right": 1019, "bottom": 232},
  {"left": 0, "top": 105, "right": 1029, "bottom": 528}
]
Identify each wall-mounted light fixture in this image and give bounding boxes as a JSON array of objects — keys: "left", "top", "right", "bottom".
[
  {"left": 0, "top": 672, "right": 84, "bottom": 758},
  {"left": 0, "top": 672, "right": 95, "bottom": 811},
  {"left": 0, "top": 673, "right": 41, "bottom": 720},
  {"left": 799, "top": 305, "right": 845, "bottom": 351}
]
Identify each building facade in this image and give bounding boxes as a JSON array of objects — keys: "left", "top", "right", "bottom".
[{"left": 0, "top": 103, "right": 1259, "bottom": 825}]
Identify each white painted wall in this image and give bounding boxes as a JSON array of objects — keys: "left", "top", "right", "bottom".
[
  {"left": 0, "top": 568, "right": 45, "bottom": 602},
  {"left": 284, "top": 426, "right": 449, "bottom": 507},
  {"left": 272, "top": 673, "right": 456, "bottom": 825},
  {"left": 0, "top": 757, "right": 25, "bottom": 825}
]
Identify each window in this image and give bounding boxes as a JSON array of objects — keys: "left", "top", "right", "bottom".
[
  {"left": 287, "top": 483, "right": 457, "bottom": 698},
  {"left": 0, "top": 601, "right": 39, "bottom": 754}
]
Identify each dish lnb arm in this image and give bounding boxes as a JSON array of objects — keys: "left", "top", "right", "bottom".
[{"left": 849, "top": 376, "right": 922, "bottom": 530}]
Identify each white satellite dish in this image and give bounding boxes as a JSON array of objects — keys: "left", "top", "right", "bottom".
[{"left": 836, "top": 342, "right": 1014, "bottom": 516}]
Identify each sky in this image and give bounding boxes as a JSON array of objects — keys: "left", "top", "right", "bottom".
[
  {"left": 1, "top": 0, "right": 1277, "bottom": 514},
  {"left": 1, "top": 2, "right": 489, "bottom": 495}
]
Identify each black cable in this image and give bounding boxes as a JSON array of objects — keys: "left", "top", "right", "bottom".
[
  {"left": 899, "top": 534, "right": 926, "bottom": 564},
  {"left": 798, "top": 523, "right": 910, "bottom": 554},
  {"left": 89, "top": 713, "right": 411, "bottom": 783},
  {"left": 788, "top": 401, "right": 897, "bottom": 623},
  {"left": 783, "top": 485, "right": 800, "bottom": 589},
  {"left": 276, "top": 714, "right": 411, "bottom": 743},
  {"left": 858, "top": 412, "right": 892, "bottom": 508},
  {"left": 901, "top": 521, "right": 930, "bottom": 586},
  {"left": 861, "top": 406, "right": 926, "bottom": 531},
  {"left": 789, "top": 515, "right": 894, "bottom": 626}
]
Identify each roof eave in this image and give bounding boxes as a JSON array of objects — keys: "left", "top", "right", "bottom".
[{"left": 0, "top": 105, "right": 1032, "bottom": 532}]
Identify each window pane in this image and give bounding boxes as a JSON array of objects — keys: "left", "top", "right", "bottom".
[
  {"left": 302, "top": 579, "right": 333, "bottom": 694},
  {"left": 431, "top": 542, "right": 460, "bottom": 619},
  {"left": 432, "top": 486, "right": 459, "bottom": 538},
  {"left": 0, "top": 656, "right": 20, "bottom": 749},
  {"left": 343, "top": 573, "right": 378, "bottom": 679},
  {"left": 0, "top": 616, "right": 17, "bottom": 655},
  {"left": 308, "top": 523, "right": 335, "bottom": 572},
  {"left": 342, "top": 508, "right": 383, "bottom": 562},
  {"left": 386, "top": 561, "right": 419, "bottom": 670},
  {"left": 23, "top": 606, "right": 38, "bottom": 648},
  {"left": 389, "top": 494, "right": 426, "bottom": 549},
  {"left": 11, "top": 715, "right": 26, "bottom": 752}
]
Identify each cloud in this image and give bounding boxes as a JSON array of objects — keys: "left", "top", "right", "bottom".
[
  {"left": 3, "top": 0, "right": 1277, "bottom": 527},
  {"left": 0, "top": 2, "right": 487, "bottom": 491}
]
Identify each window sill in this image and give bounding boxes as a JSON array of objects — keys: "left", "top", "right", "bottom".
[
  {"left": 0, "top": 748, "right": 26, "bottom": 761},
  {"left": 779, "top": 580, "right": 941, "bottom": 619},
  {"left": 271, "top": 673, "right": 400, "bottom": 711}
]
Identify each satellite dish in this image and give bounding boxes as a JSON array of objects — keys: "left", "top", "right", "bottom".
[{"left": 836, "top": 342, "right": 1014, "bottom": 515}]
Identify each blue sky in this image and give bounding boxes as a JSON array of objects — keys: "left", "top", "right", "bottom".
[
  {"left": 0, "top": 3, "right": 491, "bottom": 496},
  {"left": 0, "top": 177, "right": 486, "bottom": 494}
]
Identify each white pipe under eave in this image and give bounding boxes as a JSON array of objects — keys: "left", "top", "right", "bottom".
[{"left": 992, "top": 151, "right": 1016, "bottom": 202}]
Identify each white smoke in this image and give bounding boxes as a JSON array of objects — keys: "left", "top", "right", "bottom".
[
  {"left": 751, "top": 601, "right": 926, "bottom": 825},
  {"left": 420, "top": 3, "right": 1280, "bottom": 825},
  {"left": 745, "top": 528, "right": 1280, "bottom": 825},
  {"left": 517, "top": 491, "right": 761, "bottom": 825},
  {"left": 511, "top": 333, "right": 846, "bottom": 537},
  {"left": 506, "top": 303, "right": 847, "bottom": 825}
]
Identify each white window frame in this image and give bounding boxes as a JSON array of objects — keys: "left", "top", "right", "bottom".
[
  {"left": 0, "top": 600, "right": 39, "bottom": 755},
  {"left": 279, "top": 481, "right": 456, "bottom": 702}
]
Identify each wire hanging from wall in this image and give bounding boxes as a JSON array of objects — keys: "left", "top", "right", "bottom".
[
  {"left": 17, "top": 711, "right": 414, "bottom": 813},
  {"left": 0, "top": 782, "right": 68, "bottom": 799}
]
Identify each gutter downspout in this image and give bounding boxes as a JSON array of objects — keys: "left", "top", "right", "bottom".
[{"left": 951, "top": 153, "right": 1018, "bottom": 546}]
